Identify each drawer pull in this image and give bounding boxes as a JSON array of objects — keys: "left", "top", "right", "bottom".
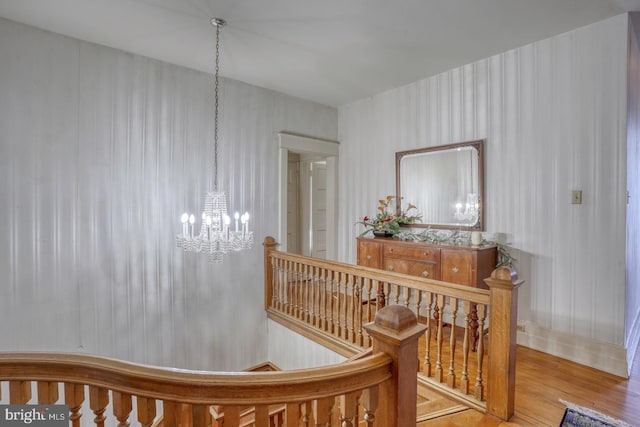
[
  {"left": 388, "top": 265, "right": 394, "bottom": 271},
  {"left": 389, "top": 248, "right": 394, "bottom": 253},
  {"left": 452, "top": 267, "right": 459, "bottom": 273},
  {"left": 422, "top": 271, "right": 429, "bottom": 278},
  {"left": 367, "top": 255, "right": 372, "bottom": 260}
]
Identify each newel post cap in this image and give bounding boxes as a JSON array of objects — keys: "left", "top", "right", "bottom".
[
  {"left": 363, "top": 305, "right": 427, "bottom": 345},
  {"left": 485, "top": 266, "right": 524, "bottom": 290}
]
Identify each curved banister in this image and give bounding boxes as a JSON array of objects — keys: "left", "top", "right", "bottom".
[{"left": 0, "top": 351, "right": 392, "bottom": 405}]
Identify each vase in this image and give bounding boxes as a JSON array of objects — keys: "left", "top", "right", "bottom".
[{"left": 372, "top": 231, "right": 394, "bottom": 238}]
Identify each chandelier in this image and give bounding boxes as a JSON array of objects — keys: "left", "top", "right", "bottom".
[{"left": 176, "top": 18, "right": 253, "bottom": 263}]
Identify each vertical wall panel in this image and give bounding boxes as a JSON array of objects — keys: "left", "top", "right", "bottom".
[
  {"left": 339, "top": 14, "right": 629, "bottom": 362},
  {"left": 0, "top": 18, "right": 338, "bottom": 371}
]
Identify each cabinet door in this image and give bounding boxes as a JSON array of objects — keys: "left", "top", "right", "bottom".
[
  {"left": 441, "top": 249, "right": 474, "bottom": 286},
  {"left": 384, "top": 258, "right": 437, "bottom": 279},
  {"left": 357, "top": 239, "right": 382, "bottom": 268}
]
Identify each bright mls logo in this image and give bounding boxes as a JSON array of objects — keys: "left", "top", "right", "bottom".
[{"left": 0, "top": 405, "right": 67, "bottom": 426}]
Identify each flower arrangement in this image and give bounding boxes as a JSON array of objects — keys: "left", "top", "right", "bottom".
[{"left": 356, "top": 195, "right": 422, "bottom": 237}]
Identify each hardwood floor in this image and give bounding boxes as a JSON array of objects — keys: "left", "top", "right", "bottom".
[{"left": 422, "top": 344, "right": 640, "bottom": 427}]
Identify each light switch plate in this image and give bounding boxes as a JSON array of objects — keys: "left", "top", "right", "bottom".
[{"left": 571, "top": 190, "right": 582, "bottom": 204}]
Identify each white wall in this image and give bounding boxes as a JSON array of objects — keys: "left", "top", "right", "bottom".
[
  {"left": 267, "top": 321, "right": 345, "bottom": 370},
  {"left": 0, "top": 18, "right": 338, "bottom": 371},
  {"left": 338, "top": 14, "right": 630, "bottom": 375}
]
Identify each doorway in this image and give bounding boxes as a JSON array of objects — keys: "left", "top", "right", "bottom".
[{"left": 278, "top": 132, "right": 339, "bottom": 259}]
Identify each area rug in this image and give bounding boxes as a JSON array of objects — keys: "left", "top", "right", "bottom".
[{"left": 559, "top": 400, "right": 632, "bottom": 427}]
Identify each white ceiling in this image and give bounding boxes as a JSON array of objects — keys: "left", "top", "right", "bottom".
[{"left": 1, "top": 0, "right": 639, "bottom": 107}]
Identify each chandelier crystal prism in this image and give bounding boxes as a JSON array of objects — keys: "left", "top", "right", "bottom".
[{"left": 176, "top": 18, "right": 253, "bottom": 263}]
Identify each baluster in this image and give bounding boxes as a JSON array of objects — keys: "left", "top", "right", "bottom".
[
  {"left": 296, "top": 261, "right": 303, "bottom": 320},
  {"left": 354, "top": 276, "right": 364, "bottom": 346},
  {"left": 365, "top": 279, "right": 374, "bottom": 324},
  {"left": 89, "top": 386, "right": 109, "bottom": 427},
  {"left": 272, "top": 260, "right": 278, "bottom": 309},
  {"left": 178, "top": 403, "right": 192, "bottom": 426},
  {"left": 37, "top": 381, "right": 59, "bottom": 404},
  {"left": 281, "top": 260, "right": 289, "bottom": 313},
  {"left": 163, "top": 401, "right": 178, "bottom": 427},
  {"left": 335, "top": 272, "right": 343, "bottom": 338},
  {"left": 273, "top": 259, "right": 289, "bottom": 312},
  {"left": 423, "top": 291, "right": 434, "bottom": 376},
  {"left": 413, "top": 288, "right": 422, "bottom": 319},
  {"left": 319, "top": 268, "right": 328, "bottom": 331},
  {"left": 347, "top": 274, "right": 356, "bottom": 342},
  {"left": 137, "top": 397, "right": 156, "bottom": 427},
  {"left": 300, "top": 262, "right": 307, "bottom": 321},
  {"left": 340, "top": 391, "right": 359, "bottom": 427},
  {"left": 461, "top": 301, "right": 472, "bottom": 394},
  {"left": 314, "top": 396, "right": 334, "bottom": 427},
  {"left": 447, "top": 297, "right": 458, "bottom": 388},
  {"left": 254, "top": 404, "right": 269, "bottom": 427},
  {"left": 192, "top": 404, "right": 208, "bottom": 427},
  {"left": 313, "top": 266, "right": 320, "bottom": 328},
  {"left": 285, "top": 402, "right": 301, "bottom": 427},
  {"left": 328, "top": 271, "right": 336, "bottom": 335},
  {"left": 361, "top": 386, "right": 378, "bottom": 427},
  {"left": 470, "top": 302, "right": 479, "bottom": 352},
  {"left": 9, "top": 380, "right": 31, "bottom": 404},
  {"left": 64, "top": 383, "right": 85, "bottom": 427},
  {"left": 474, "top": 304, "right": 487, "bottom": 401},
  {"left": 224, "top": 405, "right": 241, "bottom": 427},
  {"left": 302, "top": 401, "right": 314, "bottom": 427},
  {"left": 301, "top": 263, "right": 308, "bottom": 322},
  {"left": 345, "top": 273, "right": 352, "bottom": 341},
  {"left": 112, "top": 391, "right": 132, "bottom": 427},
  {"left": 435, "top": 294, "right": 445, "bottom": 382}
]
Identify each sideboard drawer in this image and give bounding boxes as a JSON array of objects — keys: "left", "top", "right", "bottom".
[
  {"left": 384, "top": 244, "right": 440, "bottom": 261},
  {"left": 383, "top": 258, "right": 439, "bottom": 279}
]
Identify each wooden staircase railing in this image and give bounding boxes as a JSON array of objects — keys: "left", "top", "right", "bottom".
[
  {"left": 263, "top": 236, "right": 523, "bottom": 421},
  {"left": 0, "top": 305, "right": 425, "bottom": 427}
]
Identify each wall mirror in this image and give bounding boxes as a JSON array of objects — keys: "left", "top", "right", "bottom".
[{"left": 395, "top": 139, "right": 485, "bottom": 231}]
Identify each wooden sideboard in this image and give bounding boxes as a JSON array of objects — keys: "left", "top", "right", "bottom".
[{"left": 357, "top": 237, "right": 497, "bottom": 289}]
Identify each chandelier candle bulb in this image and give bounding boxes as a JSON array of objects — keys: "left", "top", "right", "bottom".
[
  {"left": 234, "top": 211, "right": 240, "bottom": 232},
  {"left": 181, "top": 213, "right": 189, "bottom": 237}
]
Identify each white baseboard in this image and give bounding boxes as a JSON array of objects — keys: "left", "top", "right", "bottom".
[
  {"left": 516, "top": 321, "right": 629, "bottom": 378},
  {"left": 626, "top": 309, "right": 640, "bottom": 372}
]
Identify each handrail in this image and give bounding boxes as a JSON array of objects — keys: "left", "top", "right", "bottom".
[
  {"left": 0, "top": 351, "right": 392, "bottom": 405},
  {"left": 269, "top": 249, "right": 491, "bottom": 305}
]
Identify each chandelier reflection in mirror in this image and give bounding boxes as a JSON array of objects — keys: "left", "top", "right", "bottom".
[
  {"left": 176, "top": 18, "right": 253, "bottom": 263},
  {"left": 454, "top": 193, "right": 479, "bottom": 223}
]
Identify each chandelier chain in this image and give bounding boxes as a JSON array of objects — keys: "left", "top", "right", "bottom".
[{"left": 213, "top": 23, "right": 220, "bottom": 191}]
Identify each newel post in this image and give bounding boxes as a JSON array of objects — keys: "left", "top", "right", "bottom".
[
  {"left": 363, "top": 305, "right": 427, "bottom": 427},
  {"left": 263, "top": 236, "right": 278, "bottom": 310},
  {"left": 484, "top": 267, "right": 524, "bottom": 420}
]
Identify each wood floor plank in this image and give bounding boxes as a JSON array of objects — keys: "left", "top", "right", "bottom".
[{"left": 422, "top": 344, "right": 640, "bottom": 427}]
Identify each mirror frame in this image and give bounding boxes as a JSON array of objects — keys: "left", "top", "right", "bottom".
[{"left": 395, "top": 139, "right": 485, "bottom": 231}]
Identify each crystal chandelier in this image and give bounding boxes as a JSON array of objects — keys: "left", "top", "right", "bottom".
[{"left": 176, "top": 18, "right": 253, "bottom": 263}]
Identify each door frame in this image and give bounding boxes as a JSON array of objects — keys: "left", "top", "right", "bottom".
[{"left": 277, "top": 132, "right": 339, "bottom": 259}]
